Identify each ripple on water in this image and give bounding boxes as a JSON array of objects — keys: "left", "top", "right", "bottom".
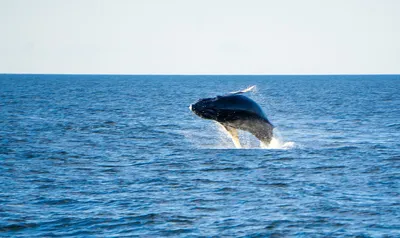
[{"left": 1, "top": 75, "right": 399, "bottom": 237}]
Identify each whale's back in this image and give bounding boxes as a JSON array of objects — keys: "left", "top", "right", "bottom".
[{"left": 215, "top": 94, "right": 268, "bottom": 121}]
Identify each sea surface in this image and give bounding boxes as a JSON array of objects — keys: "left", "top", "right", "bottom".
[{"left": 0, "top": 74, "right": 399, "bottom": 237}]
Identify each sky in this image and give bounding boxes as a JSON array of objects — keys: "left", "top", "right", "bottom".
[{"left": 0, "top": 0, "right": 399, "bottom": 74}]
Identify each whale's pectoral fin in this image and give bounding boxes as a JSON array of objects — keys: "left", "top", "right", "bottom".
[{"left": 218, "top": 123, "right": 241, "bottom": 149}]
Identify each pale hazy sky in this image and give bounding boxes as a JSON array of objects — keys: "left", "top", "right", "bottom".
[{"left": 1, "top": 0, "right": 399, "bottom": 74}]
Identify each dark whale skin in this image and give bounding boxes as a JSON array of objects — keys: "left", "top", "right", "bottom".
[{"left": 190, "top": 94, "right": 274, "bottom": 145}]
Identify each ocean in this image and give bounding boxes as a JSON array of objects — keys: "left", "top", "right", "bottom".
[{"left": 0, "top": 74, "right": 399, "bottom": 237}]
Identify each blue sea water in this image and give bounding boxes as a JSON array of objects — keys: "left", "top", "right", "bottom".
[{"left": 0, "top": 74, "right": 399, "bottom": 237}]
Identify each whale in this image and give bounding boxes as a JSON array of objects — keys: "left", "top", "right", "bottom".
[{"left": 189, "top": 86, "right": 274, "bottom": 148}]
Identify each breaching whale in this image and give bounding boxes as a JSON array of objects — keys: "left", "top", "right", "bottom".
[{"left": 189, "top": 86, "right": 274, "bottom": 148}]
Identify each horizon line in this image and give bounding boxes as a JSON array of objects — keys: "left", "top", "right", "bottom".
[{"left": 1, "top": 73, "right": 400, "bottom": 76}]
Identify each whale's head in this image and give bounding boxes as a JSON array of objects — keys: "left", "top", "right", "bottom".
[
  {"left": 189, "top": 96, "right": 221, "bottom": 120},
  {"left": 189, "top": 94, "right": 267, "bottom": 123}
]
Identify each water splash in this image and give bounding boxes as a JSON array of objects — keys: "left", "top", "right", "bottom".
[
  {"left": 216, "top": 124, "right": 295, "bottom": 150},
  {"left": 183, "top": 120, "right": 295, "bottom": 149},
  {"left": 261, "top": 137, "right": 296, "bottom": 150}
]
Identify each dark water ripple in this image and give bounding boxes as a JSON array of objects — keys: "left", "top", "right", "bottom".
[{"left": 1, "top": 75, "right": 399, "bottom": 237}]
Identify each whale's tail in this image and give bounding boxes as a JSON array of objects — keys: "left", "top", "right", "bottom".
[{"left": 230, "top": 85, "right": 256, "bottom": 94}]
